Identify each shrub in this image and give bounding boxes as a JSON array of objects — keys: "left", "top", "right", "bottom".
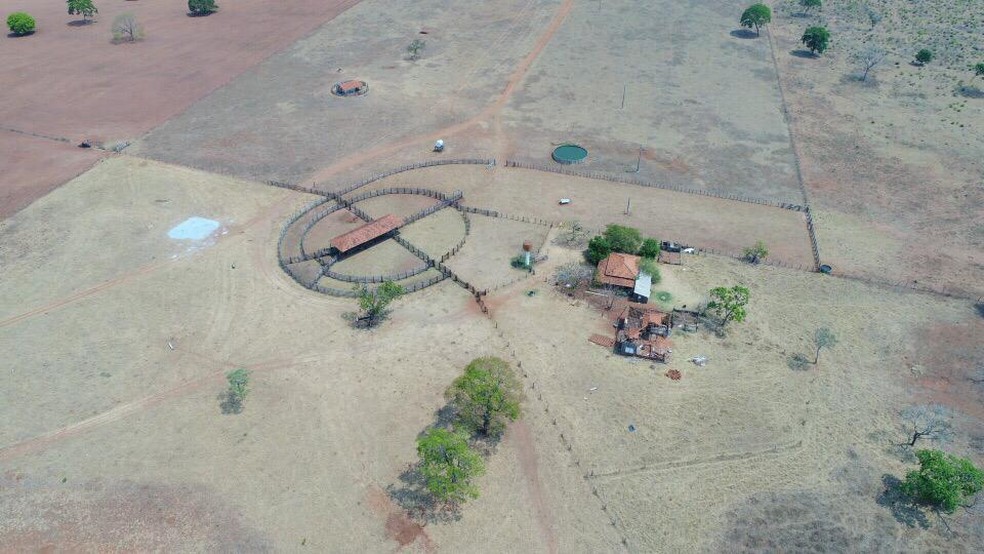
[
  {"left": 7, "top": 12, "right": 35, "bottom": 35},
  {"left": 188, "top": 0, "right": 218, "bottom": 16},
  {"left": 915, "top": 49, "right": 933, "bottom": 65}
]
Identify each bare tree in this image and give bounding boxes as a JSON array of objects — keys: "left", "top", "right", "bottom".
[
  {"left": 553, "top": 262, "right": 594, "bottom": 290},
  {"left": 813, "top": 327, "right": 837, "bottom": 363},
  {"left": 900, "top": 404, "right": 954, "bottom": 446},
  {"left": 853, "top": 47, "right": 887, "bottom": 81},
  {"left": 111, "top": 13, "right": 143, "bottom": 43}
]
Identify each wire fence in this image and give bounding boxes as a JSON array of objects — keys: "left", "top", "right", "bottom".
[{"left": 502, "top": 160, "right": 807, "bottom": 212}]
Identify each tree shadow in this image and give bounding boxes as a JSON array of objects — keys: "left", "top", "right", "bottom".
[
  {"left": 218, "top": 391, "right": 242, "bottom": 415},
  {"left": 66, "top": 20, "right": 94, "bottom": 27},
  {"left": 7, "top": 31, "right": 36, "bottom": 38},
  {"left": 974, "top": 302, "right": 984, "bottom": 319},
  {"left": 956, "top": 85, "right": 984, "bottom": 99},
  {"left": 787, "top": 353, "right": 811, "bottom": 371},
  {"left": 876, "top": 474, "right": 930, "bottom": 529},
  {"left": 790, "top": 49, "right": 817, "bottom": 59},
  {"left": 730, "top": 29, "right": 759, "bottom": 40},
  {"left": 386, "top": 464, "right": 462, "bottom": 525}
]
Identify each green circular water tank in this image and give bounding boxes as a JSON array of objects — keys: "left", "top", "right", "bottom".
[{"left": 552, "top": 144, "right": 588, "bottom": 164}]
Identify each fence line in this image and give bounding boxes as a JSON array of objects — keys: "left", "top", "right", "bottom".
[{"left": 502, "top": 160, "right": 806, "bottom": 212}]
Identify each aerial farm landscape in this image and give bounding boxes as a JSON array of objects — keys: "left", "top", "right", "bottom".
[{"left": 1, "top": 0, "right": 982, "bottom": 551}]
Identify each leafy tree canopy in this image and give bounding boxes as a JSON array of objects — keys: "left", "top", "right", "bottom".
[
  {"left": 801, "top": 26, "right": 831, "bottom": 55},
  {"left": 742, "top": 241, "right": 769, "bottom": 264},
  {"left": 188, "top": 0, "right": 218, "bottom": 16},
  {"left": 67, "top": 0, "right": 98, "bottom": 20},
  {"left": 974, "top": 62, "right": 984, "bottom": 78},
  {"left": 417, "top": 428, "right": 485, "bottom": 504},
  {"left": 6, "top": 12, "right": 35, "bottom": 35},
  {"left": 603, "top": 224, "right": 643, "bottom": 254},
  {"left": 915, "top": 49, "right": 933, "bottom": 64},
  {"left": 900, "top": 449, "right": 983, "bottom": 514},
  {"left": 585, "top": 235, "right": 612, "bottom": 265},
  {"left": 445, "top": 357, "right": 523, "bottom": 438},
  {"left": 707, "top": 285, "right": 750, "bottom": 327},
  {"left": 356, "top": 281, "right": 404, "bottom": 325},
  {"left": 638, "top": 258, "right": 661, "bottom": 284},
  {"left": 740, "top": 4, "right": 772, "bottom": 36},
  {"left": 638, "top": 238, "right": 661, "bottom": 259}
]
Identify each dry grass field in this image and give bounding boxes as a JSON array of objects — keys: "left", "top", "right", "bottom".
[{"left": 3, "top": 0, "right": 983, "bottom": 550}]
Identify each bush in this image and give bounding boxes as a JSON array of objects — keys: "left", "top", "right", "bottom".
[
  {"left": 7, "top": 12, "right": 36, "bottom": 35},
  {"left": 915, "top": 49, "right": 933, "bottom": 65},
  {"left": 188, "top": 0, "right": 218, "bottom": 16},
  {"left": 510, "top": 254, "right": 533, "bottom": 269},
  {"left": 585, "top": 235, "right": 612, "bottom": 265}
]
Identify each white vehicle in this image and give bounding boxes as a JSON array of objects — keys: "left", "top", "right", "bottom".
[{"left": 558, "top": 198, "right": 571, "bottom": 205}]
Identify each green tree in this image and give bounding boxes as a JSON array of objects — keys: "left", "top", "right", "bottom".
[
  {"left": 67, "top": 0, "right": 98, "bottom": 22},
  {"left": 900, "top": 449, "right": 983, "bottom": 514},
  {"left": 800, "top": 0, "right": 821, "bottom": 13},
  {"left": 188, "top": 0, "right": 218, "bottom": 16},
  {"left": 6, "top": 12, "right": 35, "bottom": 35},
  {"left": 801, "top": 26, "right": 830, "bottom": 56},
  {"left": 739, "top": 4, "right": 771, "bottom": 36},
  {"left": 915, "top": 49, "right": 933, "bottom": 65},
  {"left": 706, "top": 285, "right": 750, "bottom": 327},
  {"left": 638, "top": 258, "right": 661, "bottom": 284},
  {"left": 585, "top": 235, "right": 612, "bottom": 265},
  {"left": 222, "top": 368, "right": 250, "bottom": 414},
  {"left": 356, "top": 281, "right": 404, "bottom": 326},
  {"left": 973, "top": 62, "right": 984, "bottom": 81},
  {"left": 638, "top": 238, "right": 661, "bottom": 259},
  {"left": 407, "top": 39, "right": 426, "bottom": 61},
  {"left": 812, "top": 327, "right": 837, "bottom": 363},
  {"left": 445, "top": 357, "right": 523, "bottom": 439},
  {"left": 417, "top": 428, "right": 486, "bottom": 504},
  {"left": 742, "top": 241, "right": 769, "bottom": 264},
  {"left": 603, "top": 224, "right": 643, "bottom": 254}
]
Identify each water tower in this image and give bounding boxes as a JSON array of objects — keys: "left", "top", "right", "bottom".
[{"left": 522, "top": 240, "right": 533, "bottom": 268}]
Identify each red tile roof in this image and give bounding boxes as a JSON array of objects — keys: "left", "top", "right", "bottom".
[
  {"left": 330, "top": 214, "right": 403, "bottom": 253},
  {"left": 337, "top": 80, "right": 365, "bottom": 91},
  {"left": 595, "top": 253, "right": 640, "bottom": 288}
]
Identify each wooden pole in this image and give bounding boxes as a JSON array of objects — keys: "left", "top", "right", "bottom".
[
  {"left": 625, "top": 198, "right": 631, "bottom": 215},
  {"left": 620, "top": 84, "right": 626, "bottom": 110}
]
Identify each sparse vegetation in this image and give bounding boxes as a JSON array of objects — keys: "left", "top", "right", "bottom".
[
  {"left": 407, "top": 39, "right": 426, "bottom": 61},
  {"left": 111, "top": 13, "right": 143, "bottom": 43},
  {"left": 974, "top": 63, "right": 984, "bottom": 81},
  {"left": 742, "top": 241, "right": 768, "bottom": 264},
  {"left": 6, "top": 12, "right": 35, "bottom": 36},
  {"left": 900, "top": 405, "right": 954, "bottom": 447},
  {"left": 445, "top": 357, "right": 523, "bottom": 439},
  {"left": 416, "top": 428, "right": 485, "bottom": 505},
  {"left": 188, "top": 0, "right": 218, "bottom": 16},
  {"left": 799, "top": 0, "right": 821, "bottom": 14},
  {"left": 739, "top": 4, "right": 771, "bottom": 37},
  {"left": 900, "top": 449, "right": 983, "bottom": 514},
  {"left": 801, "top": 26, "right": 830, "bottom": 56},
  {"left": 355, "top": 281, "right": 404, "bottom": 327},
  {"left": 67, "top": 0, "right": 98, "bottom": 22},
  {"left": 706, "top": 285, "right": 750, "bottom": 327}
]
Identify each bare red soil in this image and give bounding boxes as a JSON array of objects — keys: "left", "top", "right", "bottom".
[
  {"left": 0, "top": 0, "right": 359, "bottom": 218},
  {"left": 0, "top": 0, "right": 360, "bottom": 141},
  {"left": 0, "top": 131, "right": 103, "bottom": 219}
]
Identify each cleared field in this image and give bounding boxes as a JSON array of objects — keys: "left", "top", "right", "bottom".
[
  {"left": 351, "top": 164, "right": 817, "bottom": 268},
  {"left": 767, "top": 5, "right": 984, "bottom": 296},
  {"left": 444, "top": 215, "right": 551, "bottom": 291},
  {"left": 0, "top": 159, "right": 619, "bottom": 551},
  {"left": 131, "top": 0, "right": 561, "bottom": 183},
  {"left": 498, "top": 0, "right": 801, "bottom": 203},
  {"left": 0, "top": 131, "right": 103, "bottom": 219}
]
